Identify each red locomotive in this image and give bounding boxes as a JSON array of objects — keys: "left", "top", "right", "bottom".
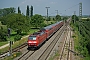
[{"left": 27, "top": 21, "right": 64, "bottom": 49}]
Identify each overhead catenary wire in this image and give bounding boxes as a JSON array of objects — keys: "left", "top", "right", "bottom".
[{"left": 48, "top": 3, "right": 79, "bottom": 16}]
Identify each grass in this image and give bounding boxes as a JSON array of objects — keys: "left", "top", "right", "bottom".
[
  {"left": 85, "top": 55, "right": 90, "bottom": 60},
  {"left": 49, "top": 51, "right": 60, "bottom": 60},
  {"left": 4, "top": 52, "right": 22, "bottom": 60},
  {"left": 44, "top": 20, "right": 56, "bottom": 25},
  {"left": 27, "top": 29, "right": 39, "bottom": 34},
  {"left": 0, "top": 42, "right": 8, "bottom": 47}
]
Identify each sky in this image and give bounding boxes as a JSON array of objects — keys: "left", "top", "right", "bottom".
[{"left": 0, "top": 0, "right": 90, "bottom": 16}]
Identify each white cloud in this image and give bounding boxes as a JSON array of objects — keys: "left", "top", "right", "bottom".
[
  {"left": 50, "top": 2, "right": 57, "bottom": 4},
  {"left": 19, "top": 0, "right": 27, "bottom": 6}
]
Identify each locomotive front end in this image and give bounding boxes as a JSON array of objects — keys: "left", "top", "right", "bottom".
[{"left": 28, "top": 35, "right": 38, "bottom": 48}]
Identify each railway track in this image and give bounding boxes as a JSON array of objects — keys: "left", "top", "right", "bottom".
[
  {"left": 60, "top": 25, "right": 72, "bottom": 60},
  {"left": 15, "top": 23, "right": 67, "bottom": 60},
  {"left": 37, "top": 25, "right": 65, "bottom": 60},
  {"left": 0, "top": 43, "right": 27, "bottom": 59},
  {"left": 15, "top": 50, "right": 35, "bottom": 60}
]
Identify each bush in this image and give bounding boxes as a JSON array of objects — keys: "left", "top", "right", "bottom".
[
  {"left": 0, "top": 27, "right": 7, "bottom": 41},
  {"left": 51, "top": 22, "right": 54, "bottom": 24},
  {"left": 14, "top": 35, "right": 22, "bottom": 41}
]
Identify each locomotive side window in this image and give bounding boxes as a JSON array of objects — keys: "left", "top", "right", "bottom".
[
  {"left": 40, "top": 31, "right": 45, "bottom": 35},
  {"left": 29, "top": 36, "right": 36, "bottom": 40}
]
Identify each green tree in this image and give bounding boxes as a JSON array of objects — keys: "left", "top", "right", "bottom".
[
  {"left": 0, "top": 9, "right": 3, "bottom": 17},
  {"left": 55, "top": 15, "right": 61, "bottom": 21},
  {"left": 0, "top": 7, "right": 15, "bottom": 25},
  {"left": 72, "top": 15, "right": 79, "bottom": 23},
  {"left": 53, "top": 18, "right": 55, "bottom": 21},
  {"left": 6, "top": 13, "right": 30, "bottom": 34},
  {"left": 31, "top": 14, "right": 44, "bottom": 28},
  {"left": 63, "top": 16, "right": 68, "bottom": 23},
  {"left": 0, "top": 27, "right": 7, "bottom": 41},
  {"left": 48, "top": 16, "right": 51, "bottom": 21},
  {"left": 0, "top": 16, "right": 7, "bottom": 25},
  {"left": 0, "top": 7, "right": 15, "bottom": 17},
  {"left": 18, "top": 7, "right": 21, "bottom": 14},
  {"left": 30, "top": 5, "right": 33, "bottom": 17},
  {"left": 26, "top": 5, "right": 29, "bottom": 17}
]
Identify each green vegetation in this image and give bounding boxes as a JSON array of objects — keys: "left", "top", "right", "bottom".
[
  {"left": 0, "top": 26, "right": 7, "bottom": 41},
  {"left": 31, "top": 14, "right": 45, "bottom": 28},
  {"left": 14, "top": 35, "right": 22, "bottom": 41},
  {"left": 71, "top": 15, "right": 90, "bottom": 60},
  {"left": 18, "top": 7, "right": 21, "bottom": 14},
  {"left": 6, "top": 13, "right": 30, "bottom": 34},
  {"left": 44, "top": 20, "right": 56, "bottom": 25},
  {"left": 26, "top": 5, "right": 29, "bottom": 16},
  {"left": 0, "top": 6, "right": 45, "bottom": 42},
  {"left": 30, "top": 5, "right": 33, "bottom": 17},
  {"left": 49, "top": 51, "right": 60, "bottom": 60},
  {"left": 0, "top": 7, "right": 15, "bottom": 17},
  {"left": 0, "top": 42, "right": 8, "bottom": 46},
  {"left": 55, "top": 15, "right": 61, "bottom": 21}
]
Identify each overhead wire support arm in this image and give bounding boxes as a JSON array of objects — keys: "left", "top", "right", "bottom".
[
  {"left": 45, "top": 7, "right": 50, "bottom": 24},
  {"left": 55, "top": 10, "right": 58, "bottom": 15}
]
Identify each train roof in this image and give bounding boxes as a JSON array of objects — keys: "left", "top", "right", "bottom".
[
  {"left": 41, "top": 21, "right": 63, "bottom": 30},
  {"left": 29, "top": 21, "right": 63, "bottom": 37},
  {"left": 29, "top": 31, "right": 45, "bottom": 37}
]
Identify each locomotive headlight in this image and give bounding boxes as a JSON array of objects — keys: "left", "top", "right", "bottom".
[
  {"left": 28, "top": 41, "right": 32, "bottom": 43},
  {"left": 33, "top": 41, "right": 37, "bottom": 43},
  {"left": 28, "top": 41, "right": 37, "bottom": 43}
]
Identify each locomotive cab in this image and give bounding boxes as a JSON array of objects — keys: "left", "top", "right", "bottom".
[{"left": 28, "top": 35, "right": 39, "bottom": 48}]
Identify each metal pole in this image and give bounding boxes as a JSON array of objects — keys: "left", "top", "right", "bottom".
[
  {"left": 79, "top": 2, "right": 82, "bottom": 34},
  {"left": 7, "top": 28, "right": 12, "bottom": 56},
  {"left": 9, "top": 41, "right": 12, "bottom": 56},
  {"left": 74, "top": 11, "right": 76, "bottom": 24},
  {"left": 78, "top": 3, "right": 82, "bottom": 55},
  {"left": 64, "top": 10, "right": 66, "bottom": 25},
  {"left": 45, "top": 7, "right": 50, "bottom": 24},
  {"left": 55, "top": 10, "right": 58, "bottom": 15}
]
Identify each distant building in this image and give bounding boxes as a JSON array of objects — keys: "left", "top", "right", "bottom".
[{"left": 81, "top": 18, "right": 90, "bottom": 20}]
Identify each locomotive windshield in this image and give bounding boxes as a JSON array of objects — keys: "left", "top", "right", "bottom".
[{"left": 29, "top": 36, "right": 36, "bottom": 40}]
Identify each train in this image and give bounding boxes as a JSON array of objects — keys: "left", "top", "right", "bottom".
[{"left": 27, "top": 21, "right": 64, "bottom": 49}]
